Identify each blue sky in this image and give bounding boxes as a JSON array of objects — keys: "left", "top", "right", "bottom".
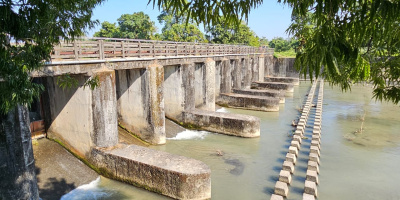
[{"left": 88, "top": 1, "right": 293, "bottom": 40}]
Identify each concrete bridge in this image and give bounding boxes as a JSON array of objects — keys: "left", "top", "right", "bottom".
[{"left": 1, "top": 38, "right": 299, "bottom": 200}]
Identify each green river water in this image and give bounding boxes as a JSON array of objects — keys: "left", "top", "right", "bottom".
[{"left": 62, "top": 82, "right": 400, "bottom": 200}]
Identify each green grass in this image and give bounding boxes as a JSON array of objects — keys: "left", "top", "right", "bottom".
[{"left": 274, "top": 49, "right": 297, "bottom": 58}]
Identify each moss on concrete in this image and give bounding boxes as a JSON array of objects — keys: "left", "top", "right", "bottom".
[{"left": 118, "top": 122, "right": 150, "bottom": 146}]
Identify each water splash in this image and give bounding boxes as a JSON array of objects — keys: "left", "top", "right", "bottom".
[
  {"left": 167, "top": 130, "right": 208, "bottom": 140},
  {"left": 216, "top": 107, "right": 228, "bottom": 113},
  {"left": 60, "top": 177, "right": 111, "bottom": 200}
]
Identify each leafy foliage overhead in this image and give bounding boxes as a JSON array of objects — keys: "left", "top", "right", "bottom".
[{"left": 0, "top": 0, "right": 103, "bottom": 113}]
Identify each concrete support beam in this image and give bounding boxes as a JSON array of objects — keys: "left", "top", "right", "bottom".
[
  {"left": 242, "top": 58, "right": 252, "bottom": 89},
  {"left": 116, "top": 66, "right": 165, "bottom": 145},
  {"left": 217, "top": 93, "right": 280, "bottom": 112},
  {"left": 252, "top": 81, "right": 294, "bottom": 92},
  {"left": 258, "top": 56, "right": 265, "bottom": 81},
  {"left": 0, "top": 105, "right": 39, "bottom": 200},
  {"left": 251, "top": 57, "right": 259, "bottom": 82},
  {"left": 92, "top": 70, "right": 118, "bottom": 148},
  {"left": 202, "top": 59, "right": 216, "bottom": 111},
  {"left": 232, "top": 59, "right": 242, "bottom": 89},
  {"left": 232, "top": 88, "right": 285, "bottom": 103},
  {"left": 220, "top": 59, "right": 232, "bottom": 93},
  {"left": 90, "top": 145, "right": 211, "bottom": 200}
]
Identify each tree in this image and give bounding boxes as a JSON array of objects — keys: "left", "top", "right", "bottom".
[
  {"left": 157, "top": 11, "right": 207, "bottom": 42},
  {"left": 259, "top": 37, "right": 269, "bottom": 47},
  {"left": 93, "top": 21, "right": 119, "bottom": 38},
  {"left": 206, "top": 19, "right": 260, "bottom": 46},
  {"left": 154, "top": 0, "right": 400, "bottom": 105},
  {"left": 0, "top": 0, "right": 103, "bottom": 114}
]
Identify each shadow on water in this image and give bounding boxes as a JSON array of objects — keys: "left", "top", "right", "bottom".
[
  {"left": 293, "top": 176, "right": 306, "bottom": 182},
  {"left": 224, "top": 158, "right": 245, "bottom": 176},
  {"left": 263, "top": 187, "right": 274, "bottom": 195},
  {"left": 296, "top": 166, "right": 308, "bottom": 173},
  {"left": 36, "top": 167, "right": 76, "bottom": 200},
  {"left": 272, "top": 166, "right": 281, "bottom": 173},
  {"left": 290, "top": 186, "right": 304, "bottom": 194},
  {"left": 297, "top": 157, "right": 309, "bottom": 163}
]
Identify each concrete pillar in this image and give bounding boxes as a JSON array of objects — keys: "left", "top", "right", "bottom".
[
  {"left": 242, "top": 58, "right": 252, "bottom": 89},
  {"left": 258, "top": 56, "right": 265, "bottom": 81},
  {"left": 182, "top": 63, "right": 195, "bottom": 111},
  {"left": 265, "top": 55, "right": 274, "bottom": 77},
  {"left": 220, "top": 59, "right": 232, "bottom": 93},
  {"left": 202, "top": 58, "right": 216, "bottom": 111},
  {"left": 214, "top": 61, "right": 222, "bottom": 97},
  {"left": 92, "top": 70, "right": 118, "bottom": 148},
  {"left": 232, "top": 59, "right": 241, "bottom": 89},
  {"left": 251, "top": 56, "right": 259, "bottom": 82},
  {"left": 116, "top": 65, "right": 165, "bottom": 145},
  {"left": 0, "top": 105, "right": 39, "bottom": 200}
]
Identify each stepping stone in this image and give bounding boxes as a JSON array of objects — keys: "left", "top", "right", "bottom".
[
  {"left": 304, "top": 180, "right": 318, "bottom": 197},
  {"left": 282, "top": 161, "right": 294, "bottom": 174},
  {"left": 314, "top": 121, "right": 321, "bottom": 128},
  {"left": 291, "top": 140, "right": 300, "bottom": 150},
  {"left": 306, "top": 169, "right": 319, "bottom": 184},
  {"left": 312, "top": 135, "right": 320, "bottom": 143},
  {"left": 279, "top": 170, "right": 292, "bottom": 184},
  {"left": 311, "top": 140, "right": 321, "bottom": 150},
  {"left": 296, "top": 126, "right": 305, "bottom": 134},
  {"left": 309, "top": 153, "right": 320, "bottom": 164},
  {"left": 293, "top": 135, "right": 302, "bottom": 144},
  {"left": 298, "top": 122, "right": 306, "bottom": 129},
  {"left": 289, "top": 146, "right": 299, "bottom": 156},
  {"left": 299, "top": 118, "right": 306, "bottom": 124},
  {"left": 274, "top": 181, "right": 289, "bottom": 197},
  {"left": 294, "top": 130, "right": 303, "bottom": 137},
  {"left": 312, "top": 130, "right": 320, "bottom": 137},
  {"left": 303, "top": 193, "right": 316, "bottom": 200},
  {"left": 286, "top": 153, "right": 297, "bottom": 164},
  {"left": 310, "top": 146, "right": 320, "bottom": 156},
  {"left": 270, "top": 194, "right": 284, "bottom": 200},
  {"left": 308, "top": 161, "right": 320, "bottom": 174}
]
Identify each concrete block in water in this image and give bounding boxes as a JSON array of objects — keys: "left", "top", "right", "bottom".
[
  {"left": 274, "top": 181, "right": 289, "bottom": 197},
  {"left": 298, "top": 122, "right": 306, "bottom": 129},
  {"left": 270, "top": 194, "right": 284, "bottom": 200},
  {"left": 294, "top": 130, "right": 303, "bottom": 137},
  {"left": 293, "top": 135, "right": 302, "bottom": 144},
  {"left": 308, "top": 161, "right": 320, "bottom": 174},
  {"left": 310, "top": 146, "right": 320, "bottom": 156},
  {"left": 314, "top": 121, "right": 321, "bottom": 128},
  {"left": 312, "top": 129, "right": 321, "bottom": 137},
  {"left": 264, "top": 77, "right": 300, "bottom": 86},
  {"left": 252, "top": 81, "right": 294, "bottom": 93},
  {"left": 309, "top": 153, "right": 320, "bottom": 164},
  {"left": 232, "top": 88, "right": 285, "bottom": 104},
  {"left": 182, "top": 109, "right": 260, "bottom": 137},
  {"left": 303, "top": 193, "right": 316, "bottom": 200},
  {"left": 304, "top": 180, "right": 318, "bottom": 197},
  {"left": 217, "top": 93, "right": 280, "bottom": 112},
  {"left": 283, "top": 161, "right": 295, "bottom": 174},
  {"left": 312, "top": 135, "right": 321, "bottom": 144},
  {"left": 286, "top": 153, "right": 297, "bottom": 164},
  {"left": 279, "top": 170, "right": 292, "bottom": 184},
  {"left": 306, "top": 170, "right": 319, "bottom": 184},
  {"left": 289, "top": 146, "right": 299, "bottom": 156},
  {"left": 291, "top": 140, "right": 300, "bottom": 150},
  {"left": 311, "top": 140, "right": 321, "bottom": 150},
  {"left": 90, "top": 145, "right": 211, "bottom": 200}
]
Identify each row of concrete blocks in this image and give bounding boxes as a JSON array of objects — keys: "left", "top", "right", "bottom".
[
  {"left": 271, "top": 81, "right": 318, "bottom": 200},
  {"left": 303, "top": 80, "right": 324, "bottom": 200}
]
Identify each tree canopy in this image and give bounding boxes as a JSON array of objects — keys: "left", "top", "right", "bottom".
[
  {"left": 94, "top": 12, "right": 157, "bottom": 39},
  {"left": 206, "top": 19, "right": 260, "bottom": 46},
  {"left": 0, "top": 0, "right": 103, "bottom": 113}
]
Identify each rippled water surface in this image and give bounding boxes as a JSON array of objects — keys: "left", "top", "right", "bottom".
[{"left": 63, "top": 82, "right": 400, "bottom": 200}]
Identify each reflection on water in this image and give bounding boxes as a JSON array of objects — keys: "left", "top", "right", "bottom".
[{"left": 63, "top": 82, "right": 400, "bottom": 200}]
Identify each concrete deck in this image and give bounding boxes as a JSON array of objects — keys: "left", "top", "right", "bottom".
[
  {"left": 251, "top": 81, "right": 294, "bottom": 92},
  {"left": 182, "top": 109, "right": 260, "bottom": 137},
  {"left": 232, "top": 88, "right": 285, "bottom": 103},
  {"left": 90, "top": 144, "right": 211, "bottom": 200},
  {"left": 216, "top": 93, "right": 280, "bottom": 112}
]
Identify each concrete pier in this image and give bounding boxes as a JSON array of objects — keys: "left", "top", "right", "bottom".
[
  {"left": 217, "top": 93, "right": 280, "bottom": 111},
  {"left": 232, "top": 88, "right": 285, "bottom": 103},
  {"left": 182, "top": 109, "right": 260, "bottom": 137},
  {"left": 264, "top": 77, "right": 300, "bottom": 86},
  {"left": 252, "top": 81, "right": 294, "bottom": 92},
  {"left": 90, "top": 145, "right": 211, "bottom": 199}
]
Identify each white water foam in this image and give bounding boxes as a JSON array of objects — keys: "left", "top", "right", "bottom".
[
  {"left": 216, "top": 107, "right": 228, "bottom": 113},
  {"left": 167, "top": 130, "right": 208, "bottom": 140},
  {"left": 61, "top": 177, "right": 111, "bottom": 200}
]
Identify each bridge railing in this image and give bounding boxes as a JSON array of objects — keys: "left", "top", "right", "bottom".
[{"left": 51, "top": 37, "right": 274, "bottom": 61}]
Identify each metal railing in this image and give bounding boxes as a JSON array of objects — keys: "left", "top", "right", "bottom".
[{"left": 51, "top": 37, "right": 274, "bottom": 61}]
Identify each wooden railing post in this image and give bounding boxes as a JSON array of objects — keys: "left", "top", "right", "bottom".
[
  {"left": 175, "top": 42, "right": 178, "bottom": 56},
  {"left": 138, "top": 41, "right": 142, "bottom": 58},
  {"left": 121, "top": 41, "right": 125, "bottom": 58},
  {"left": 152, "top": 42, "right": 155, "bottom": 57},
  {"left": 74, "top": 40, "right": 79, "bottom": 60},
  {"left": 98, "top": 40, "right": 104, "bottom": 59},
  {"left": 185, "top": 44, "right": 187, "bottom": 56}
]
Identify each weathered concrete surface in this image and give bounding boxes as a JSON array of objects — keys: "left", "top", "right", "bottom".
[
  {"left": 232, "top": 88, "right": 285, "bottom": 103},
  {"left": 220, "top": 59, "right": 232, "bottom": 93},
  {"left": 0, "top": 105, "right": 39, "bottom": 200},
  {"left": 274, "top": 181, "right": 289, "bottom": 197},
  {"left": 92, "top": 70, "right": 118, "bottom": 148},
  {"left": 33, "top": 138, "right": 98, "bottom": 200},
  {"left": 217, "top": 93, "right": 280, "bottom": 112},
  {"left": 252, "top": 81, "right": 294, "bottom": 92},
  {"left": 265, "top": 77, "right": 300, "bottom": 86},
  {"left": 195, "top": 59, "right": 216, "bottom": 111},
  {"left": 90, "top": 145, "right": 211, "bottom": 200},
  {"left": 116, "top": 66, "right": 165, "bottom": 145},
  {"left": 258, "top": 56, "right": 265, "bottom": 81},
  {"left": 242, "top": 58, "right": 252, "bottom": 89},
  {"left": 182, "top": 109, "right": 260, "bottom": 137}
]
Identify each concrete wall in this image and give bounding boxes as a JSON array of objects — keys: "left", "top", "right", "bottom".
[
  {"left": 43, "top": 71, "right": 118, "bottom": 157},
  {"left": 116, "top": 66, "right": 165, "bottom": 145},
  {"left": 267, "top": 57, "right": 298, "bottom": 78}
]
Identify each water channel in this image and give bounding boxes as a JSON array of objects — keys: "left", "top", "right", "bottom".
[{"left": 62, "top": 82, "right": 400, "bottom": 200}]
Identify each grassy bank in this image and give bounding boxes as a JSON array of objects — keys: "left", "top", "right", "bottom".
[{"left": 274, "top": 49, "right": 296, "bottom": 58}]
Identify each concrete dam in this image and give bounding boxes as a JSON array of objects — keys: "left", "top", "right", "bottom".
[{"left": 1, "top": 38, "right": 302, "bottom": 200}]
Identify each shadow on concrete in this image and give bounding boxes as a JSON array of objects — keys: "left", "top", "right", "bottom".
[{"left": 36, "top": 166, "right": 76, "bottom": 200}]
